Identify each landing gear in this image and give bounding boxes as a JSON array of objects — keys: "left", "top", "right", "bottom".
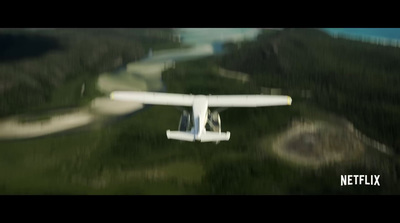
[
  {"left": 206, "top": 110, "right": 222, "bottom": 144},
  {"left": 206, "top": 110, "right": 221, "bottom": 133},
  {"left": 178, "top": 109, "right": 222, "bottom": 144},
  {"left": 178, "top": 110, "right": 191, "bottom": 132}
]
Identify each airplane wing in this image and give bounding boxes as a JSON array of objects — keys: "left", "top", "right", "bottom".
[
  {"left": 110, "top": 91, "right": 292, "bottom": 107},
  {"left": 206, "top": 95, "right": 292, "bottom": 107},
  {"left": 110, "top": 91, "right": 195, "bottom": 106}
]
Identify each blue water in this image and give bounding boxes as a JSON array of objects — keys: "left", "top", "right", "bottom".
[
  {"left": 178, "top": 28, "right": 260, "bottom": 46},
  {"left": 176, "top": 28, "right": 260, "bottom": 55},
  {"left": 212, "top": 41, "right": 224, "bottom": 54},
  {"left": 321, "top": 28, "right": 400, "bottom": 42}
]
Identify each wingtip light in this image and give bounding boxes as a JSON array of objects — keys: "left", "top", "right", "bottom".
[{"left": 288, "top": 96, "right": 292, "bottom": 105}]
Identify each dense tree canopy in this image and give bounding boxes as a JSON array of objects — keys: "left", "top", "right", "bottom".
[
  {"left": 0, "top": 28, "right": 178, "bottom": 116},
  {"left": 217, "top": 28, "right": 400, "bottom": 153}
]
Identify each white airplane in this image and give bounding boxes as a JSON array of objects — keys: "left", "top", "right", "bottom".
[{"left": 110, "top": 91, "right": 292, "bottom": 142}]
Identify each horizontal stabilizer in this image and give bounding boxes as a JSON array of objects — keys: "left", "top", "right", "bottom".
[
  {"left": 200, "top": 131, "right": 231, "bottom": 142},
  {"left": 166, "top": 130, "right": 195, "bottom": 142}
]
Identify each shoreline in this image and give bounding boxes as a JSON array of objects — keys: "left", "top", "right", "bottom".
[{"left": 321, "top": 28, "right": 400, "bottom": 48}]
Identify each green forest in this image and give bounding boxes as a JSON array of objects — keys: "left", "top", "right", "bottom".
[
  {"left": 0, "top": 28, "right": 399, "bottom": 194},
  {"left": 0, "top": 28, "right": 180, "bottom": 117},
  {"left": 218, "top": 29, "right": 400, "bottom": 154}
]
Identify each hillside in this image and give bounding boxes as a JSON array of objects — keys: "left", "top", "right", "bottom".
[
  {"left": 217, "top": 28, "right": 400, "bottom": 153},
  {"left": 0, "top": 28, "right": 179, "bottom": 116}
]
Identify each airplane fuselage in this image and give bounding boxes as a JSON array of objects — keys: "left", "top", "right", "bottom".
[{"left": 192, "top": 96, "right": 208, "bottom": 140}]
